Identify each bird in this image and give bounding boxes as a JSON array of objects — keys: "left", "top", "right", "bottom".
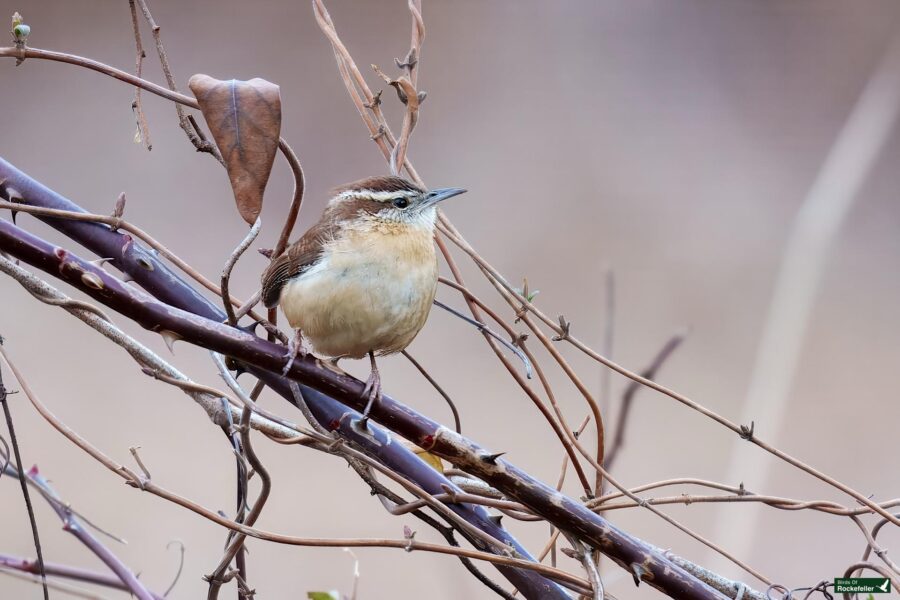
[{"left": 260, "top": 175, "right": 466, "bottom": 417}]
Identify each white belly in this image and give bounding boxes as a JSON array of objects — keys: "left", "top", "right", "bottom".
[{"left": 280, "top": 235, "right": 437, "bottom": 359}]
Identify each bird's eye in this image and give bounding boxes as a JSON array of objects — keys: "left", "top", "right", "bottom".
[{"left": 392, "top": 197, "right": 410, "bottom": 209}]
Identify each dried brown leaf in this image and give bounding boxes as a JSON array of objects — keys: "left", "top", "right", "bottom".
[{"left": 188, "top": 74, "right": 282, "bottom": 224}]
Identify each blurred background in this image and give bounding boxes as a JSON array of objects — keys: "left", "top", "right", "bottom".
[{"left": 1, "top": 1, "right": 899, "bottom": 598}]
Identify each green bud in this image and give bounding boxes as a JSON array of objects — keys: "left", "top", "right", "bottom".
[{"left": 13, "top": 23, "right": 29, "bottom": 40}]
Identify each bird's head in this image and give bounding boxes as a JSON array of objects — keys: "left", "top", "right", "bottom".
[{"left": 327, "top": 175, "right": 466, "bottom": 231}]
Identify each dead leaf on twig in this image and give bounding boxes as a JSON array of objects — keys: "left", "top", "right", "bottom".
[
  {"left": 372, "top": 64, "right": 420, "bottom": 110},
  {"left": 188, "top": 74, "right": 282, "bottom": 224}
]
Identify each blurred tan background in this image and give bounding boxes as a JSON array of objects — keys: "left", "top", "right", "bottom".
[{"left": 2, "top": 1, "right": 900, "bottom": 598}]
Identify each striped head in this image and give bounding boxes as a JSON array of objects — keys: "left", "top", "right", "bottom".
[{"left": 328, "top": 176, "right": 466, "bottom": 229}]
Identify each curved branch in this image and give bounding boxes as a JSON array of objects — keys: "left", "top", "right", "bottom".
[{"left": 0, "top": 191, "right": 724, "bottom": 600}]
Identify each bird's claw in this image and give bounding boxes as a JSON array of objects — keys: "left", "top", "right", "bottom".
[
  {"left": 361, "top": 367, "right": 382, "bottom": 419},
  {"left": 282, "top": 330, "right": 309, "bottom": 376}
]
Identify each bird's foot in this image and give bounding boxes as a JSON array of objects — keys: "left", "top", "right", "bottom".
[
  {"left": 282, "top": 330, "right": 309, "bottom": 376},
  {"left": 360, "top": 360, "right": 382, "bottom": 424}
]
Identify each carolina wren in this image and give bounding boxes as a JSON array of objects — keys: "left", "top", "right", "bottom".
[{"left": 260, "top": 175, "right": 466, "bottom": 416}]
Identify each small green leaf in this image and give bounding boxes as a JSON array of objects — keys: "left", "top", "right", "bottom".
[
  {"left": 307, "top": 592, "right": 340, "bottom": 600},
  {"left": 513, "top": 281, "right": 540, "bottom": 303},
  {"left": 11, "top": 12, "right": 29, "bottom": 43}
]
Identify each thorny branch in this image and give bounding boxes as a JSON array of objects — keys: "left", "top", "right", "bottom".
[
  {"left": 0, "top": 248, "right": 568, "bottom": 598},
  {"left": 0, "top": 2, "right": 894, "bottom": 599},
  {"left": 0, "top": 336, "right": 593, "bottom": 596},
  {"left": 0, "top": 183, "right": 719, "bottom": 598}
]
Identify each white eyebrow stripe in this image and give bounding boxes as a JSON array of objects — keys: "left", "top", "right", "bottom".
[{"left": 334, "top": 189, "right": 420, "bottom": 202}]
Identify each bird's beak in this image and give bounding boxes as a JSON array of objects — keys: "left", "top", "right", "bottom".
[{"left": 422, "top": 187, "right": 467, "bottom": 208}]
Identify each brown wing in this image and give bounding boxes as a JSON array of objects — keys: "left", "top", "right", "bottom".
[{"left": 260, "top": 217, "right": 340, "bottom": 309}]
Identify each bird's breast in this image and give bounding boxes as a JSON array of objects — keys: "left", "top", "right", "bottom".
[{"left": 280, "top": 227, "right": 438, "bottom": 359}]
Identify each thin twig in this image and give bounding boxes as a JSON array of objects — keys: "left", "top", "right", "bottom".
[
  {"left": 433, "top": 299, "right": 532, "bottom": 378},
  {"left": 163, "top": 541, "right": 185, "bottom": 597},
  {"left": 221, "top": 216, "right": 261, "bottom": 326},
  {"left": 0, "top": 254, "right": 298, "bottom": 442},
  {"left": 0, "top": 324, "right": 591, "bottom": 593},
  {"left": 134, "top": 0, "right": 223, "bottom": 163},
  {"left": 0, "top": 199, "right": 271, "bottom": 329},
  {"left": 0, "top": 352, "right": 49, "bottom": 600},
  {"left": 0, "top": 565, "right": 113, "bottom": 599},
  {"left": 3, "top": 463, "right": 157, "bottom": 600},
  {"left": 206, "top": 406, "right": 272, "bottom": 600},
  {"left": 851, "top": 513, "right": 900, "bottom": 577},
  {"left": 438, "top": 276, "right": 593, "bottom": 495},
  {"left": 567, "top": 536, "right": 603, "bottom": 600},
  {"left": 401, "top": 349, "right": 461, "bottom": 434},
  {"left": 434, "top": 221, "right": 900, "bottom": 527},
  {"left": 604, "top": 331, "right": 686, "bottom": 470},
  {"left": 128, "top": 0, "right": 151, "bottom": 150}
]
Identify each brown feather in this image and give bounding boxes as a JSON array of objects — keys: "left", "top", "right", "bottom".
[
  {"left": 260, "top": 193, "right": 388, "bottom": 308},
  {"left": 331, "top": 175, "right": 423, "bottom": 196},
  {"left": 261, "top": 217, "right": 336, "bottom": 308}
]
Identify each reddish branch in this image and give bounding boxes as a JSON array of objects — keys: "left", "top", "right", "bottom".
[
  {"left": 0, "top": 161, "right": 726, "bottom": 600},
  {"left": 0, "top": 159, "right": 570, "bottom": 600}
]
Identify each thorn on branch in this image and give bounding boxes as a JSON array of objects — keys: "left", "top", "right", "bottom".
[
  {"left": 90, "top": 258, "right": 114, "bottom": 269},
  {"left": 480, "top": 451, "right": 505, "bottom": 465},
  {"left": 370, "top": 124, "right": 386, "bottom": 141},
  {"left": 630, "top": 562, "right": 648, "bottom": 586},
  {"left": 159, "top": 330, "right": 181, "bottom": 354},
  {"left": 236, "top": 320, "right": 261, "bottom": 335},
  {"left": 488, "top": 514, "right": 503, "bottom": 527},
  {"left": 559, "top": 547, "right": 578, "bottom": 560},
  {"left": 739, "top": 421, "right": 755, "bottom": 441},
  {"left": 355, "top": 415, "right": 371, "bottom": 433},
  {"left": 1, "top": 183, "right": 23, "bottom": 226},
  {"left": 551, "top": 315, "right": 571, "bottom": 341},
  {"left": 257, "top": 247, "right": 274, "bottom": 259},
  {"left": 2, "top": 183, "right": 23, "bottom": 203},
  {"left": 80, "top": 271, "right": 105, "bottom": 290}
]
